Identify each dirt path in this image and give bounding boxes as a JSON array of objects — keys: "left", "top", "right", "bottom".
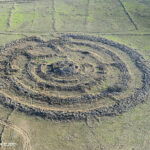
[
  {"left": 0, "top": 110, "right": 14, "bottom": 145},
  {"left": 0, "top": 119, "right": 31, "bottom": 150}
]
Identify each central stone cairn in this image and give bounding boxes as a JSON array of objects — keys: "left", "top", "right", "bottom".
[
  {"left": 0, "top": 34, "right": 149, "bottom": 120},
  {"left": 47, "top": 61, "right": 79, "bottom": 76}
]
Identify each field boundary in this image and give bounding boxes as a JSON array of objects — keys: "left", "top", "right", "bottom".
[
  {"left": 84, "top": 0, "right": 90, "bottom": 32},
  {"left": 0, "top": 31, "right": 150, "bottom": 36},
  {"left": 118, "top": 0, "right": 138, "bottom": 30},
  {"left": 7, "top": 2, "right": 16, "bottom": 28},
  {"left": 52, "top": 0, "right": 56, "bottom": 32}
]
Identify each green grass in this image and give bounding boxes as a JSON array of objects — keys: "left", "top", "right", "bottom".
[
  {"left": 0, "top": 0, "right": 150, "bottom": 33},
  {"left": 122, "top": 0, "right": 150, "bottom": 32},
  {"left": 87, "top": 16, "right": 93, "bottom": 23},
  {"left": 0, "top": 34, "right": 25, "bottom": 46},
  {"left": 101, "top": 35, "right": 150, "bottom": 60},
  {"left": 102, "top": 80, "right": 108, "bottom": 92},
  {"left": 86, "top": 0, "right": 135, "bottom": 33},
  {"left": 9, "top": 1, "right": 53, "bottom": 32},
  {"left": 55, "top": 0, "right": 87, "bottom": 32},
  {"left": 0, "top": 4, "right": 12, "bottom": 31},
  {"left": 10, "top": 4, "right": 35, "bottom": 31},
  {"left": 0, "top": 14, "right": 8, "bottom": 31},
  {"left": 0, "top": 105, "right": 12, "bottom": 121}
]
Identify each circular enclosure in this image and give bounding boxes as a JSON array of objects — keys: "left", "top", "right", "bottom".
[{"left": 0, "top": 34, "right": 150, "bottom": 120}]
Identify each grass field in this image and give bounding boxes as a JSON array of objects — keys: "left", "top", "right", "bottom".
[{"left": 0, "top": 0, "right": 150, "bottom": 150}]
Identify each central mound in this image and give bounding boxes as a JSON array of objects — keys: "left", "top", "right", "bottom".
[
  {"left": 47, "top": 61, "right": 79, "bottom": 76},
  {"left": 0, "top": 34, "right": 150, "bottom": 120}
]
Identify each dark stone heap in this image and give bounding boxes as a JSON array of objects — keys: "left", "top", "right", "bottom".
[{"left": 47, "top": 61, "right": 79, "bottom": 76}]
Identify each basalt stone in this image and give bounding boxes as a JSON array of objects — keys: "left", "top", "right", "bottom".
[{"left": 47, "top": 61, "right": 79, "bottom": 76}]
